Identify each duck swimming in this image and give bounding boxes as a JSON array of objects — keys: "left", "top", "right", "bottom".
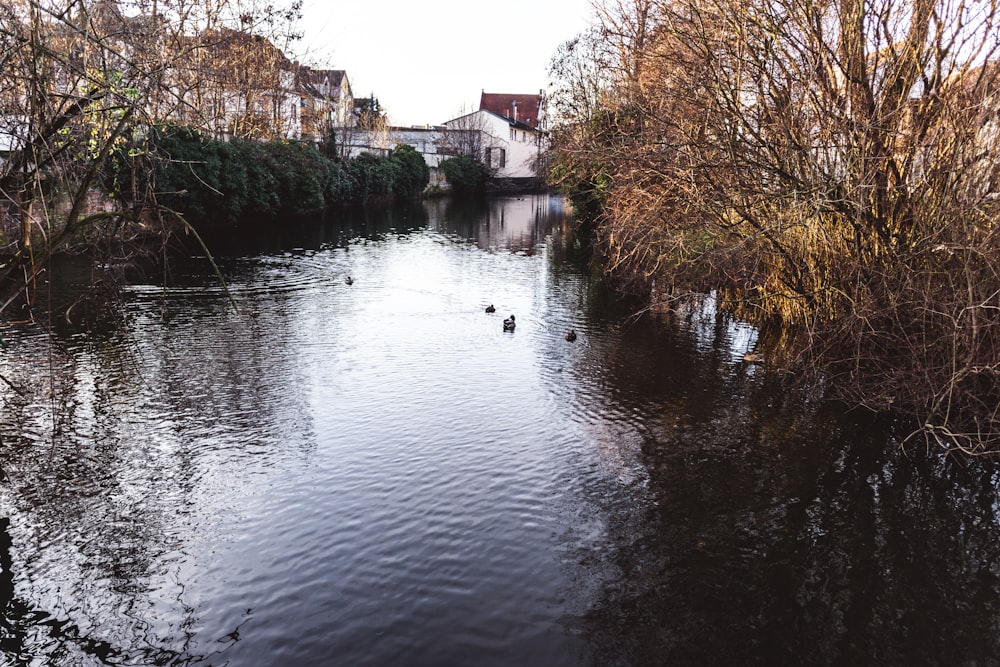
[
  {"left": 565, "top": 330, "right": 577, "bottom": 342},
  {"left": 503, "top": 314, "right": 516, "bottom": 332},
  {"left": 485, "top": 304, "right": 495, "bottom": 313},
  {"left": 345, "top": 276, "right": 354, "bottom": 285}
]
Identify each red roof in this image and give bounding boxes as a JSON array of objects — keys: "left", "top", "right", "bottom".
[{"left": 479, "top": 92, "right": 544, "bottom": 128}]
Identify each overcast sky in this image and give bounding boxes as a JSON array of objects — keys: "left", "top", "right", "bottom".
[{"left": 296, "top": 0, "right": 594, "bottom": 127}]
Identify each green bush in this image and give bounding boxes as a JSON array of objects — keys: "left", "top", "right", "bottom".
[
  {"left": 241, "top": 141, "right": 281, "bottom": 218},
  {"left": 259, "top": 141, "right": 328, "bottom": 214},
  {"left": 345, "top": 152, "right": 399, "bottom": 199},
  {"left": 439, "top": 156, "right": 487, "bottom": 195},
  {"left": 325, "top": 162, "right": 355, "bottom": 203},
  {"left": 150, "top": 127, "right": 225, "bottom": 223},
  {"left": 105, "top": 125, "right": 432, "bottom": 229},
  {"left": 389, "top": 144, "right": 430, "bottom": 198}
]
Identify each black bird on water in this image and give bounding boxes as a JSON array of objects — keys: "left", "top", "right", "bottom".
[
  {"left": 345, "top": 276, "right": 354, "bottom": 285},
  {"left": 485, "top": 304, "right": 495, "bottom": 313},
  {"left": 503, "top": 315, "right": 516, "bottom": 332},
  {"left": 565, "top": 330, "right": 577, "bottom": 342}
]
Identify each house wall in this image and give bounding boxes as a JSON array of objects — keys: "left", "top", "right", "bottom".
[
  {"left": 384, "top": 114, "right": 530, "bottom": 174},
  {"left": 389, "top": 128, "right": 446, "bottom": 167},
  {"left": 451, "top": 110, "right": 545, "bottom": 179},
  {"left": 339, "top": 126, "right": 448, "bottom": 167},
  {"left": 299, "top": 70, "right": 354, "bottom": 142}
]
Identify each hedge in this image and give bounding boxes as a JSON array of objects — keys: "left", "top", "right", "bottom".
[{"left": 106, "top": 126, "right": 431, "bottom": 230}]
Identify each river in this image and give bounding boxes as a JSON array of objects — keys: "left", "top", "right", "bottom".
[{"left": 1, "top": 194, "right": 1000, "bottom": 666}]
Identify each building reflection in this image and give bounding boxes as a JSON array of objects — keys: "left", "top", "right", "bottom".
[{"left": 425, "top": 194, "right": 572, "bottom": 253}]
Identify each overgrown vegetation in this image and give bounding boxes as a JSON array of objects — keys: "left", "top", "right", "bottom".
[
  {"left": 389, "top": 144, "right": 432, "bottom": 199},
  {"left": 439, "top": 155, "right": 489, "bottom": 195},
  {"left": 0, "top": 0, "right": 429, "bottom": 323},
  {"left": 0, "top": 0, "right": 302, "bottom": 318},
  {"left": 107, "top": 127, "right": 430, "bottom": 229},
  {"left": 547, "top": 0, "right": 1000, "bottom": 453}
]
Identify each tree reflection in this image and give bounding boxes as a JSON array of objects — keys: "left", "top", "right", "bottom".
[
  {"left": 7, "top": 195, "right": 997, "bottom": 665},
  {"left": 193, "top": 199, "right": 432, "bottom": 257},
  {"left": 0, "top": 256, "right": 314, "bottom": 664},
  {"left": 571, "top": 306, "right": 1000, "bottom": 665}
]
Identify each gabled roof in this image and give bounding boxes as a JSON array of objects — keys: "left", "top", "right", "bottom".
[
  {"left": 483, "top": 109, "right": 539, "bottom": 131},
  {"left": 299, "top": 67, "right": 346, "bottom": 88},
  {"left": 297, "top": 66, "right": 348, "bottom": 100},
  {"left": 445, "top": 108, "right": 541, "bottom": 132},
  {"left": 479, "top": 92, "right": 544, "bottom": 128},
  {"left": 198, "top": 28, "right": 293, "bottom": 68}
]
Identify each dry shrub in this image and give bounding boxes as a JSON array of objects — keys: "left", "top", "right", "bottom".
[{"left": 549, "top": 0, "right": 1000, "bottom": 451}]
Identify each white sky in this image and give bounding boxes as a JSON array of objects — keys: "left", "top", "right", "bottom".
[{"left": 295, "top": 0, "right": 594, "bottom": 127}]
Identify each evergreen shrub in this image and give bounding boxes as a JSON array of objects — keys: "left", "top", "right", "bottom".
[{"left": 106, "top": 126, "right": 433, "bottom": 229}]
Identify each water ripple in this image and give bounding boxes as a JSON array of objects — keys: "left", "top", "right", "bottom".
[{"left": 8, "top": 197, "right": 982, "bottom": 667}]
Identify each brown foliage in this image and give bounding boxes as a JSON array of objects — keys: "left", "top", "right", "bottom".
[
  {"left": 548, "top": 0, "right": 1000, "bottom": 451},
  {"left": 0, "top": 0, "right": 304, "bottom": 323}
]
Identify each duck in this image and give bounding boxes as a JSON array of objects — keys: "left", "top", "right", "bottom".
[
  {"left": 565, "top": 330, "right": 577, "bottom": 342},
  {"left": 485, "top": 304, "right": 496, "bottom": 313},
  {"left": 503, "top": 314, "right": 516, "bottom": 332},
  {"left": 345, "top": 276, "right": 354, "bottom": 285}
]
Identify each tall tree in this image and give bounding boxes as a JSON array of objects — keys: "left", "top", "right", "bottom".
[
  {"left": 547, "top": 0, "right": 1000, "bottom": 450},
  {"left": 0, "top": 0, "right": 302, "bottom": 319}
]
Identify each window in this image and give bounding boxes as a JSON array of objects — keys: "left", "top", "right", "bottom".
[
  {"left": 485, "top": 147, "right": 506, "bottom": 169},
  {"left": 510, "top": 128, "right": 515, "bottom": 140}
]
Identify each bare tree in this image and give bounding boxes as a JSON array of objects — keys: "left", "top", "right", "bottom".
[
  {"left": 439, "top": 105, "right": 504, "bottom": 175},
  {"left": 326, "top": 95, "right": 390, "bottom": 159},
  {"left": 0, "top": 0, "right": 302, "bottom": 320},
  {"left": 548, "top": 0, "right": 1000, "bottom": 450},
  {"left": 546, "top": 26, "right": 615, "bottom": 129},
  {"left": 1, "top": 0, "right": 164, "bottom": 314}
]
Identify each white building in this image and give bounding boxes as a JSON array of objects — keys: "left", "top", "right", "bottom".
[
  {"left": 336, "top": 91, "right": 549, "bottom": 188},
  {"left": 442, "top": 108, "right": 547, "bottom": 180}
]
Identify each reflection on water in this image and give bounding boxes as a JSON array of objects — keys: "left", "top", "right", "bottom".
[{"left": 2, "top": 195, "right": 1000, "bottom": 666}]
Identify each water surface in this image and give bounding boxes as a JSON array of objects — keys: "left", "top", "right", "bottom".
[{"left": 2, "top": 195, "right": 1000, "bottom": 666}]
